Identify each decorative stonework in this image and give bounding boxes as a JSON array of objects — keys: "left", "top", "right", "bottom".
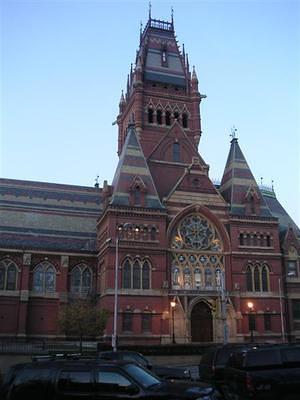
[
  {"left": 23, "top": 253, "right": 31, "bottom": 266},
  {"left": 61, "top": 255, "right": 69, "bottom": 268}
]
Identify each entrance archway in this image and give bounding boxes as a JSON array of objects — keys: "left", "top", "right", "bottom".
[{"left": 191, "top": 301, "right": 213, "bottom": 342}]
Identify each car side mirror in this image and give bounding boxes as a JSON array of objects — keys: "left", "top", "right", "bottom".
[
  {"left": 147, "top": 362, "right": 153, "bottom": 370},
  {"left": 125, "top": 384, "right": 139, "bottom": 395}
]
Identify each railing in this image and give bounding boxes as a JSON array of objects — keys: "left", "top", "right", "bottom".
[{"left": 0, "top": 341, "right": 98, "bottom": 354}]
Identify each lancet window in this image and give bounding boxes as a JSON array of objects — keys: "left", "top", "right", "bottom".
[
  {"left": 245, "top": 263, "right": 270, "bottom": 292},
  {"left": 122, "top": 258, "right": 151, "bottom": 289},
  {"left": 0, "top": 258, "right": 18, "bottom": 291},
  {"left": 32, "top": 261, "right": 56, "bottom": 294},
  {"left": 70, "top": 263, "right": 92, "bottom": 296}
]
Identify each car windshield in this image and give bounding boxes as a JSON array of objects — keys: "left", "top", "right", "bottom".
[{"left": 123, "top": 363, "right": 161, "bottom": 389}]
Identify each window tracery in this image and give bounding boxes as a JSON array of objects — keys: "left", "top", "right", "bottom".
[
  {"left": 0, "top": 258, "right": 18, "bottom": 291},
  {"left": 122, "top": 258, "right": 151, "bottom": 289},
  {"left": 70, "top": 263, "right": 92, "bottom": 296},
  {"left": 170, "top": 213, "right": 224, "bottom": 290},
  {"left": 32, "top": 261, "right": 56, "bottom": 294}
]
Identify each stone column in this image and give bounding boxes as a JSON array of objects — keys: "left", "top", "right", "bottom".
[{"left": 17, "top": 253, "right": 31, "bottom": 338}]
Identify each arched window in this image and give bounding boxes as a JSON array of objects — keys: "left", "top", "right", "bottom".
[
  {"left": 254, "top": 266, "right": 260, "bottom": 291},
  {"left": 205, "top": 268, "right": 212, "bottom": 287},
  {"left": 194, "top": 268, "right": 202, "bottom": 288},
  {"left": 70, "top": 266, "right": 81, "bottom": 294},
  {"left": 261, "top": 265, "right": 269, "bottom": 292},
  {"left": 133, "top": 260, "right": 141, "bottom": 289},
  {"left": 32, "top": 261, "right": 56, "bottom": 294},
  {"left": 174, "top": 111, "right": 179, "bottom": 121},
  {"left": 172, "top": 266, "right": 180, "bottom": 287},
  {"left": 133, "top": 186, "right": 141, "bottom": 206},
  {"left": 142, "top": 261, "right": 150, "bottom": 289},
  {"left": 182, "top": 113, "right": 188, "bottom": 128},
  {"left": 165, "top": 110, "right": 171, "bottom": 126},
  {"left": 150, "top": 227, "right": 156, "bottom": 240},
  {"left": 0, "top": 259, "right": 18, "bottom": 291},
  {"left": 173, "top": 142, "right": 180, "bottom": 162},
  {"left": 122, "top": 259, "right": 131, "bottom": 289},
  {"left": 157, "top": 109, "right": 162, "bottom": 125},
  {"left": 70, "top": 264, "right": 92, "bottom": 296},
  {"left": 184, "top": 267, "right": 191, "bottom": 288},
  {"left": 246, "top": 266, "right": 253, "bottom": 291},
  {"left": 148, "top": 108, "right": 153, "bottom": 123},
  {"left": 82, "top": 268, "right": 92, "bottom": 295}
]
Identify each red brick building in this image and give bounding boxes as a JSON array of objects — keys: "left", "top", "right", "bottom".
[{"left": 1, "top": 14, "right": 299, "bottom": 344}]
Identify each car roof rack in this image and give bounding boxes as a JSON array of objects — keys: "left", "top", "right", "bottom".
[{"left": 31, "top": 353, "right": 82, "bottom": 362}]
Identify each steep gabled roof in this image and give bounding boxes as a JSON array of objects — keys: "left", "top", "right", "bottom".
[
  {"left": 110, "top": 124, "right": 164, "bottom": 209},
  {"left": 220, "top": 138, "right": 272, "bottom": 218},
  {"left": 261, "top": 187, "right": 300, "bottom": 237}
]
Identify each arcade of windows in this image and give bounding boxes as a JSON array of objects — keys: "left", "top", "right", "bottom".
[
  {"left": 239, "top": 232, "right": 272, "bottom": 247},
  {"left": 0, "top": 259, "right": 93, "bottom": 296},
  {"left": 147, "top": 106, "right": 189, "bottom": 128},
  {"left": 122, "top": 258, "right": 151, "bottom": 290},
  {"left": 170, "top": 213, "right": 224, "bottom": 290},
  {"left": 246, "top": 263, "right": 270, "bottom": 292},
  {"left": 117, "top": 223, "right": 158, "bottom": 241}
]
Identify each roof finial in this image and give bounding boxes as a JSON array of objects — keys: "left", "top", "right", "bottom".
[
  {"left": 230, "top": 125, "right": 238, "bottom": 140},
  {"left": 140, "top": 21, "right": 143, "bottom": 41},
  {"left": 94, "top": 175, "right": 99, "bottom": 188},
  {"left": 149, "top": 1, "right": 152, "bottom": 20},
  {"left": 171, "top": 6, "right": 174, "bottom": 26},
  {"left": 260, "top": 177, "right": 263, "bottom": 186},
  {"left": 271, "top": 180, "right": 274, "bottom": 191}
]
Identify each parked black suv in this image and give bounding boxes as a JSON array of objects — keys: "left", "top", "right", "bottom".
[
  {"left": 198, "top": 343, "right": 256, "bottom": 385},
  {"left": 223, "top": 344, "right": 300, "bottom": 400},
  {"left": 98, "top": 350, "right": 192, "bottom": 381},
  {"left": 0, "top": 357, "right": 220, "bottom": 400}
]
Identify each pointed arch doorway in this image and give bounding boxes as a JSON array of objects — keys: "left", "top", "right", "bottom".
[{"left": 191, "top": 301, "right": 213, "bottom": 342}]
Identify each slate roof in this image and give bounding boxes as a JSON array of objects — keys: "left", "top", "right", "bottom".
[
  {"left": 0, "top": 178, "right": 102, "bottom": 253},
  {"left": 219, "top": 138, "right": 273, "bottom": 218},
  {"left": 110, "top": 124, "right": 164, "bottom": 209},
  {"left": 261, "top": 188, "right": 300, "bottom": 237}
]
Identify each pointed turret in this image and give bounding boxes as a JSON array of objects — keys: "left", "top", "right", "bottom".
[
  {"left": 111, "top": 123, "right": 164, "bottom": 209},
  {"left": 220, "top": 136, "right": 272, "bottom": 217},
  {"left": 119, "top": 90, "right": 125, "bottom": 113},
  {"left": 191, "top": 65, "right": 199, "bottom": 92}
]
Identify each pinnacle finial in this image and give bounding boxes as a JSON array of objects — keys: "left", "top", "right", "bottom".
[
  {"left": 171, "top": 6, "right": 174, "bottom": 25},
  {"left": 230, "top": 125, "right": 238, "bottom": 141},
  {"left": 149, "top": 1, "right": 152, "bottom": 20},
  {"left": 192, "top": 65, "right": 198, "bottom": 81}
]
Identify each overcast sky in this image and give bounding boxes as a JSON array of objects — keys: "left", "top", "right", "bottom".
[{"left": 1, "top": 0, "right": 299, "bottom": 226}]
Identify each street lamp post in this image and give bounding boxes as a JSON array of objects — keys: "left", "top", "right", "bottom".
[
  {"left": 170, "top": 300, "right": 176, "bottom": 344},
  {"left": 247, "top": 301, "right": 255, "bottom": 343},
  {"left": 112, "top": 235, "right": 119, "bottom": 352},
  {"left": 278, "top": 272, "right": 294, "bottom": 343}
]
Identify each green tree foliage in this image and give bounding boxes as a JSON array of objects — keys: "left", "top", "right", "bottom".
[{"left": 58, "top": 298, "right": 109, "bottom": 351}]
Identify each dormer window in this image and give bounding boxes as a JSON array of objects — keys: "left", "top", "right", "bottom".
[
  {"left": 134, "top": 186, "right": 141, "bottom": 206},
  {"left": 161, "top": 45, "right": 168, "bottom": 67},
  {"left": 173, "top": 142, "right": 180, "bottom": 162}
]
